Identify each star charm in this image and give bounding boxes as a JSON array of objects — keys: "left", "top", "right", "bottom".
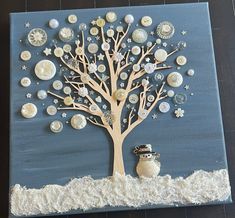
[
  {"left": 61, "top": 113, "right": 67, "bottom": 118},
  {"left": 25, "top": 22, "right": 30, "bottom": 28},
  {"left": 91, "top": 20, "right": 96, "bottom": 25},
  {"left": 184, "top": 85, "right": 190, "bottom": 90},
  {"left": 43, "top": 48, "right": 52, "bottom": 56},
  {"left": 127, "top": 38, "right": 132, "bottom": 43},
  {"left": 106, "top": 38, "right": 111, "bottom": 43},
  {"left": 97, "top": 53, "right": 104, "bottom": 61},
  {"left": 150, "top": 31, "right": 154, "bottom": 35},
  {"left": 26, "top": 93, "right": 32, "bottom": 98},
  {"left": 21, "top": 65, "right": 27, "bottom": 70},
  {"left": 181, "top": 30, "right": 187, "bottom": 35},
  {"left": 152, "top": 113, "right": 158, "bottom": 119},
  {"left": 95, "top": 36, "right": 100, "bottom": 41}
]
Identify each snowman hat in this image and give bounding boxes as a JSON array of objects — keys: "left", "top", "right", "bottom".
[{"left": 133, "top": 144, "right": 153, "bottom": 154}]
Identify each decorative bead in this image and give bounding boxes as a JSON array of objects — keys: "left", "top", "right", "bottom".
[{"left": 49, "top": 19, "right": 59, "bottom": 29}]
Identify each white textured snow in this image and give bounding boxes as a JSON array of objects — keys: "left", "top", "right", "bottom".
[{"left": 10, "top": 169, "right": 231, "bottom": 216}]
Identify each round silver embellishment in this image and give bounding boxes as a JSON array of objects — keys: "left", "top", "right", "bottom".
[
  {"left": 28, "top": 28, "right": 47, "bottom": 47},
  {"left": 156, "top": 21, "right": 175, "bottom": 39}
]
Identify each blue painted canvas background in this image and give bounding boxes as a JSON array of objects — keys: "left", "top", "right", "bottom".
[{"left": 10, "top": 2, "right": 230, "bottom": 210}]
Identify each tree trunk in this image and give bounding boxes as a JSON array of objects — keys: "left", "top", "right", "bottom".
[{"left": 112, "top": 137, "right": 125, "bottom": 176}]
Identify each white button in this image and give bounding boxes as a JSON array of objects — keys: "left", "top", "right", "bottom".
[
  {"left": 37, "top": 90, "right": 47, "bottom": 100},
  {"left": 80, "top": 74, "right": 91, "bottom": 84},
  {"left": 132, "top": 29, "right": 148, "bottom": 44},
  {"left": 47, "top": 105, "right": 57, "bottom": 115},
  {"left": 114, "top": 89, "right": 127, "bottom": 101},
  {"left": 176, "top": 55, "right": 187, "bottom": 66},
  {"left": 64, "top": 96, "right": 73, "bottom": 106},
  {"left": 129, "top": 94, "right": 139, "bottom": 104},
  {"left": 79, "top": 23, "right": 87, "bottom": 31},
  {"left": 54, "top": 47, "right": 64, "bottom": 57},
  {"left": 96, "top": 18, "right": 106, "bottom": 27},
  {"left": 101, "top": 42, "right": 110, "bottom": 51},
  {"left": 154, "top": 49, "right": 168, "bottom": 62},
  {"left": 159, "top": 102, "right": 170, "bottom": 113},
  {"left": 68, "top": 14, "right": 77, "bottom": 24},
  {"left": 63, "top": 44, "right": 72, "bottom": 53},
  {"left": 97, "top": 64, "right": 106, "bottom": 73},
  {"left": 116, "top": 26, "right": 124, "bottom": 32},
  {"left": 144, "top": 63, "right": 155, "bottom": 74},
  {"left": 141, "top": 16, "right": 152, "bottom": 27},
  {"left": 156, "top": 21, "right": 175, "bottom": 39},
  {"left": 90, "top": 27, "right": 99, "bottom": 36},
  {"left": 141, "top": 78, "right": 149, "bottom": 87},
  {"left": 138, "top": 109, "right": 148, "bottom": 119},
  {"left": 49, "top": 19, "right": 59, "bottom": 29},
  {"left": 59, "top": 27, "right": 74, "bottom": 42},
  {"left": 167, "top": 72, "right": 183, "bottom": 87},
  {"left": 20, "top": 77, "right": 31, "bottom": 87},
  {"left": 20, "top": 51, "right": 31, "bottom": 61},
  {"left": 34, "top": 60, "right": 56, "bottom": 80},
  {"left": 75, "top": 47, "right": 83, "bottom": 55},
  {"left": 21, "top": 103, "right": 37, "bottom": 118},
  {"left": 187, "top": 69, "right": 195, "bottom": 76},
  {"left": 89, "top": 104, "right": 98, "bottom": 113},
  {"left": 120, "top": 72, "right": 128, "bottom": 80},
  {"left": 88, "top": 43, "right": 99, "bottom": 54},
  {"left": 63, "top": 86, "right": 72, "bottom": 95},
  {"left": 124, "top": 14, "right": 134, "bottom": 24},
  {"left": 71, "top": 114, "right": 87, "bottom": 129},
  {"left": 50, "top": 120, "right": 63, "bottom": 133},
  {"left": 53, "top": 80, "right": 63, "bottom": 90},
  {"left": 107, "top": 29, "right": 114, "bottom": 37},
  {"left": 106, "top": 11, "right": 117, "bottom": 23},
  {"left": 28, "top": 28, "right": 47, "bottom": 47},
  {"left": 133, "top": 64, "right": 141, "bottom": 72},
  {"left": 167, "top": 90, "right": 175, "bottom": 97},
  {"left": 131, "top": 46, "right": 141, "bottom": 55},
  {"left": 156, "top": 38, "right": 161, "bottom": 45},
  {"left": 147, "top": 94, "right": 155, "bottom": 102}
]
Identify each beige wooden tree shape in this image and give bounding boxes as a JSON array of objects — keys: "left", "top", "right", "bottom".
[{"left": 48, "top": 18, "right": 181, "bottom": 176}]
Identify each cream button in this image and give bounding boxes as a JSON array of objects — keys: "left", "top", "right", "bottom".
[
  {"left": 116, "top": 26, "right": 124, "bottom": 32},
  {"left": 80, "top": 74, "right": 91, "bottom": 84},
  {"left": 176, "top": 55, "right": 187, "bottom": 66},
  {"left": 68, "top": 14, "right": 77, "bottom": 24},
  {"left": 124, "top": 14, "right": 134, "bottom": 24},
  {"left": 54, "top": 47, "right": 64, "bottom": 57},
  {"left": 59, "top": 27, "right": 74, "bottom": 42},
  {"left": 90, "top": 27, "right": 99, "bottom": 36},
  {"left": 63, "top": 44, "right": 72, "bottom": 53},
  {"left": 187, "top": 69, "right": 195, "bottom": 76},
  {"left": 138, "top": 109, "right": 148, "bottom": 119},
  {"left": 28, "top": 28, "right": 47, "bottom": 47},
  {"left": 114, "top": 89, "right": 127, "bottom": 101},
  {"left": 96, "top": 18, "right": 106, "bottom": 27},
  {"left": 120, "top": 72, "right": 128, "bottom": 80},
  {"left": 63, "top": 86, "right": 72, "bottom": 95},
  {"left": 53, "top": 80, "right": 63, "bottom": 90},
  {"left": 101, "top": 42, "right": 110, "bottom": 51},
  {"left": 49, "top": 19, "right": 59, "bottom": 29},
  {"left": 20, "top": 51, "right": 31, "bottom": 61},
  {"left": 167, "top": 90, "right": 175, "bottom": 97},
  {"left": 133, "top": 64, "right": 141, "bottom": 72},
  {"left": 88, "top": 43, "right": 99, "bottom": 54},
  {"left": 106, "top": 11, "right": 117, "bottom": 23},
  {"left": 141, "top": 16, "right": 152, "bottom": 27},
  {"left": 37, "top": 90, "right": 47, "bottom": 100},
  {"left": 97, "top": 64, "right": 106, "bottom": 73},
  {"left": 64, "top": 96, "right": 73, "bottom": 106},
  {"left": 129, "top": 94, "right": 139, "bottom": 104},
  {"left": 154, "top": 49, "right": 168, "bottom": 62},
  {"left": 131, "top": 46, "right": 141, "bottom": 55},
  {"left": 159, "top": 102, "right": 170, "bottom": 113},
  {"left": 20, "top": 77, "right": 31, "bottom": 87},
  {"left": 89, "top": 104, "right": 98, "bottom": 113},
  {"left": 147, "top": 94, "right": 155, "bottom": 102},
  {"left": 107, "top": 29, "right": 114, "bottom": 37},
  {"left": 141, "top": 78, "right": 149, "bottom": 87},
  {"left": 132, "top": 29, "right": 148, "bottom": 44},
  {"left": 167, "top": 72, "right": 183, "bottom": 88},
  {"left": 21, "top": 103, "right": 37, "bottom": 118},
  {"left": 50, "top": 120, "right": 63, "bottom": 133},
  {"left": 156, "top": 38, "right": 162, "bottom": 45},
  {"left": 46, "top": 105, "right": 57, "bottom": 115},
  {"left": 35, "top": 60, "right": 56, "bottom": 80},
  {"left": 156, "top": 21, "right": 175, "bottom": 39},
  {"left": 144, "top": 63, "right": 155, "bottom": 74},
  {"left": 71, "top": 114, "right": 87, "bottom": 129},
  {"left": 75, "top": 47, "right": 83, "bottom": 55}
]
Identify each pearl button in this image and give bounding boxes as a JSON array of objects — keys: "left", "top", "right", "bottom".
[
  {"left": 159, "top": 102, "right": 170, "bottom": 113},
  {"left": 176, "top": 55, "right": 187, "bottom": 66},
  {"left": 34, "top": 60, "right": 56, "bottom": 81},
  {"left": 88, "top": 43, "right": 99, "bottom": 54},
  {"left": 156, "top": 21, "right": 175, "bottom": 39},
  {"left": 154, "top": 49, "right": 168, "bottom": 62},
  {"left": 144, "top": 63, "right": 155, "bottom": 74},
  {"left": 141, "top": 16, "right": 152, "bottom": 27},
  {"left": 106, "top": 11, "right": 117, "bottom": 23},
  {"left": 138, "top": 109, "right": 148, "bottom": 119},
  {"left": 167, "top": 72, "right": 183, "bottom": 88},
  {"left": 37, "top": 90, "right": 47, "bottom": 100},
  {"left": 147, "top": 95, "right": 155, "bottom": 102},
  {"left": 132, "top": 28, "right": 148, "bottom": 44},
  {"left": 68, "top": 14, "right": 77, "bottom": 24},
  {"left": 114, "top": 89, "right": 127, "bottom": 101},
  {"left": 97, "top": 64, "right": 106, "bottom": 73},
  {"left": 59, "top": 27, "right": 74, "bottom": 42},
  {"left": 96, "top": 18, "right": 106, "bottom": 27},
  {"left": 107, "top": 29, "right": 114, "bottom": 37},
  {"left": 64, "top": 96, "right": 73, "bottom": 106},
  {"left": 71, "top": 114, "right": 87, "bottom": 129},
  {"left": 50, "top": 120, "right": 63, "bottom": 133},
  {"left": 173, "top": 93, "right": 187, "bottom": 105},
  {"left": 21, "top": 103, "right": 37, "bottom": 118},
  {"left": 53, "top": 80, "right": 63, "bottom": 90},
  {"left": 101, "top": 42, "right": 110, "bottom": 51},
  {"left": 63, "top": 86, "right": 72, "bottom": 95},
  {"left": 49, "top": 19, "right": 59, "bottom": 29},
  {"left": 131, "top": 46, "right": 141, "bottom": 55},
  {"left": 20, "top": 77, "right": 31, "bottom": 87},
  {"left": 187, "top": 69, "right": 195, "bottom": 76},
  {"left": 20, "top": 51, "right": 31, "bottom": 61},
  {"left": 120, "top": 72, "right": 128, "bottom": 80},
  {"left": 90, "top": 27, "right": 99, "bottom": 36},
  {"left": 124, "top": 14, "right": 134, "bottom": 24},
  {"left": 54, "top": 47, "right": 64, "bottom": 57},
  {"left": 129, "top": 94, "right": 139, "bottom": 104},
  {"left": 46, "top": 105, "right": 57, "bottom": 116},
  {"left": 167, "top": 90, "right": 175, "bottom": 97}
]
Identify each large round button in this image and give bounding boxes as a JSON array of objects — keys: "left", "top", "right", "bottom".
[
  {"left": 88, "top": 43, "right": 99, "bottom": 54},
  {"left": 124, "top": 14, "right": 134, "bottom": 24},
  {"left": 131, "top": 46, "right": 141, "bottom": 55},
  {"left": 35, "top": 60, "right": 56, "bottom": 80},
  {"left": 129, "top": 94, "right": 139, "bottom": 104},
  {"left": 53, "top": 80, "right": 63, "bottom": 90},
  {"left": 20, "top": 51, "right": 31, "bottom": 61},
  {"left": 173, "top": 93, "right": 187, "bottom": 105},
  {"left": 156, "top": 21, "right": 175, "bottom": 39},
  {"left": 59, "top": 27, "right": 74, "bottom": 42},
  {"left": 46, "top": 105, "right": 57, "bottom": 116},
  {"left": 20, "top": 77, "right": 31, "bottom": 87},
  {"left": 144, "top": 63, "right": 155, "bottom": 74},
  {"left": 132, "top": 29, "right": 148, "bottom": 44},
  {"left": 114, "top": 89, "right": 127, "bottom": 101},
  {"left": 21, "top": 103, "right": 37, "bottom": 118},
  {"left": 176, "top": 55, "right": 187, "bottom": 66},
  {"left": 159, "top": 102, "right": 170, "bottom": 113},
  {"left": 68, "top": 14, "right": 77, "bottom": 24},
  {"left": 167, "top": 72, "right": 183, "bottom": 88},
  {"left": 49, "top": 19, "right": 59, "bottom": 29},
  {"left": 106, "top": 11, "right": 117, "bottom": 23},
  {"left": 50, "top": 120, "right": 63, "bottom": 133},
  {"left": 154, "top": 49, "right": 168, "bottom": 62},
  {"left": 141, "top": 16, "right": 152, "bottom": 27},
  {"left": 71, "top": 114, "right": 87, "bottom": 129},
  {"left": 28, "top": 28, "right": 47, "bottom": 47},
  {"left": 37, "top": 90, "right": 47, "bottom": 100}
]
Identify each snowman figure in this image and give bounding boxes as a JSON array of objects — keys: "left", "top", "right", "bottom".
[{"left": 133, "top": 144, "right": 161, "bottom": 178}]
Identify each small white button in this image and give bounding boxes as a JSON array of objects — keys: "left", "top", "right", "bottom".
[
  {"left": 176, "top": 55, "right": 187, "bottom": 66},
  {"left": 49, "top": 19, "right": 59, "bottom": 29},
  {"left": 167, "top": 72, "right": 183, "bottom": 88},
  {"left": 68, "top": 14, "right": 77, "bottom": 24},
  {"left": 132, "top": 29, "right": 148, "bottom": 44},
  {"left": 90, "top": 27, "right": 99, "bottom": 36},
  {"left": 71, "top": 114, "right": 87, "bottom": 129},
  {"left": 129, "top": 94, "right": 139, "bottom": 104},
  {"left": 63, "top": 44, "right": 72, "bottom": 53},
  {"left": 131, "top": 46, "right": 141, "bottom": 55},
  {"left": 54, "top": 47, "right": 64, "bottom": 57},
  {"left": 120, "top": 72, "right": 128, "bottom": 80},
  {"left": 47, "top": 105, "right": 57, "bottom": 115},
  {"left": 144, "top": 63, "right": 155, "bottom": 74},
  {"left": 37, "top": 90, "right": 47, "bottom": 100},
  {"left": 89, "top": 104, "right": 98, "bottom": 113},
  {"left": 141, "top": 78, "right": 149, "bottom": 87},
  {"left": 20, "top": 51, "right": 31, "bottom": 61},
  {"left": 20, "top": 77, "right": 31, "bottom": 87},
  {"left": 50, "top": 120, "right": 63, "bottom": 133},
  {"left": 124, "top": 14, "right": 134, "bottom": 24},
  {"left": 101, "top": 42, "right": 110, "bottom": 51},
  {"left": 159, "top": 102, "right": 170, "bottom": 113},
  {"left": 64, "top": 96, "right": 73, "bottom": 106},
  {"left": 88, "top": 43, "right": 99, "bottom": 54},
  {"left": 154, "top": 49, "right": 168, "bottom": 62},
  {"left": 167, "top": 90, "right": 175, "bottom": 97},
  {"left": 133, "top": 64, "right": 141, "bottom": 72},
  {"left": 21, "top": 103, "right": 37, "bottom": 118},
  {"left": 156, "top": 38, "right": 161, "bottom": 45},
  {"left": 107, "top": 29, "right": 114, "bottom": 37},
  {"left": 53, "top": 80, "right": 63, "bottom": 90},
  {"left": 138, "top": 109, "right": 148, "bottom": 119},
  {"left": 141, "top": 16, "right": 152, "bottom": 27},
  {"left": 63, "top": 86, "right": 72, "bottom": 95},
  {"left": 97, "top": 64, "right": 106, "bottom": 73},
  {"left": 75, "top": 47, "right": 83, "bottom": 55},
  {"left": 147, "top": 94, "right": 155, "bottom": 102},
  {"left": 106, "top": 11, "right": 117, "bottom": 23},
  {"left": 116, "top": 26, "right": 124, "bottom": 32},
  {"left": 79, "top": 23, "right": 87, "bottom": 31},
  {"left": 187, "top": 69, "right": 195, "bottom": 76},
  {"left": 34, "top": 60, "right": 56, "bottom": 81}
]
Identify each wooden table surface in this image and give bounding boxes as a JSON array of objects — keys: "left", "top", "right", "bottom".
[{"left": 1, "top": 0, "right": 234, "bottom": 218}]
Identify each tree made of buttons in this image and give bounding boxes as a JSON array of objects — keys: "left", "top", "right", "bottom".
[{"left": 20, "top": 13, "right": 190, "bottom": 176}]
